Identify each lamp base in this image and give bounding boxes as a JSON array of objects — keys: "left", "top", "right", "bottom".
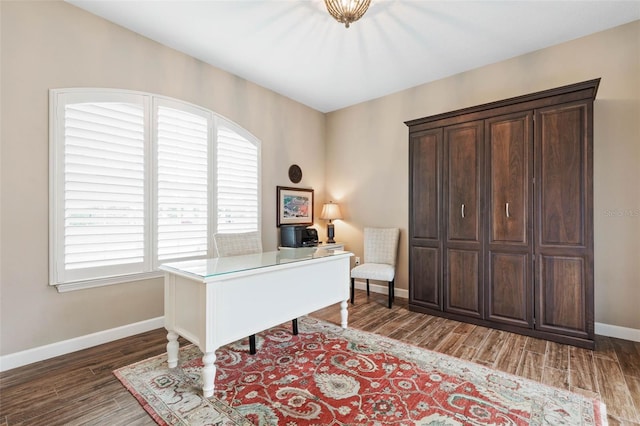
[{"left": 326, "top": 223, "right": 336, "bottom": 243}]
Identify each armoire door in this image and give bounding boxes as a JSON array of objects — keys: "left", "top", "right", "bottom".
[
  {"left": 444, "top": 121, "right": 483, "bottom": 318},
  {"left": 485, "top": 112, "right": 534, "bottom": 328},
  {"left": 409, "top": 128, "right": 442, "bottom": 310},
  {"left": 534, "top": 100, "right": 594, "bottom": 340}
]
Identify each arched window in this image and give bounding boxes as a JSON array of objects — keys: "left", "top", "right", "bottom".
[{"left": 49, "top": 89, "right": 260, "bottom": 290}]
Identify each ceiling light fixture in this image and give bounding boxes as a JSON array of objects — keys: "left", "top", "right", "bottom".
[{"left": 324, "top": 0, "right": 371, "bottom": 28}]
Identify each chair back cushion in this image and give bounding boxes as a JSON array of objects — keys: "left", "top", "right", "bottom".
[
  {"left": 213, "top": 231, "right": 262, "bottom": 257},
  {"left": 364, "top": 227, "right": 400, "bottom": 266}
]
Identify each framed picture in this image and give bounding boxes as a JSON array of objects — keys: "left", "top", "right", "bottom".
[{"left": 277, "top": 186, "right": 314, "bottom": 227}]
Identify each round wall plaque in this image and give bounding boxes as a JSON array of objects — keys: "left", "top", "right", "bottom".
[{"left": 288, "top": 164, "right": 302, "bottom": 183}]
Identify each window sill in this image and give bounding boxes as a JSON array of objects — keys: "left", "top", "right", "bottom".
[{"left": 53, "top": 271, "right": 164, "bottom": 293}]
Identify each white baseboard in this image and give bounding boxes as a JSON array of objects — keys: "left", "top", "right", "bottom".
[
  {"left": 352, "top": 279, "right": 409, "bottom": 299},
  {"left": 355, "top": 280, "right": 640, "bottom": 343},
  {"left": 595, "top": 322, "right": 640, "bottom": 342},
  {"left": 0, "top": 317, "right": 164, "bottom": 372},
  {"left": 2, "top": 299, "right": 638, "bottom": 372}
]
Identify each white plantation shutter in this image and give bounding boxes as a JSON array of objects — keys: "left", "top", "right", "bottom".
[
  {"left": 50, "top": 89, "right": 261, "bottom": 289},
  {"left": 156, "top": 105, "right": 209, "bottom": 261},
  {"left": 217, "top": 122, "right": 259, "bottom": 233},
  {"left": 55, "top": 96, "right": 148, "bottom": 283}
]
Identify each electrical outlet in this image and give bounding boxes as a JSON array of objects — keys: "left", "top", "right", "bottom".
[{"left": 355, "top": 257, "right": 360, "bottom": 265}]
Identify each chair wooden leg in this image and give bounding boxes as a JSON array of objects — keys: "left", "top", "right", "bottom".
[
  {"left": 391, "top": 279, "right": 395, "bottom": 300},
  {"left": 350, "top": 278, "right": 355, "bottom": 304},
  {"left": 366, "top": 279, "right": 370, "bottom": 295},
  {"left": 292, "top": 318, "right": 298, "bottom": 335},
  {"left": 388, "top": 281, "right": 393, "bottom": 308},
  {"left": 249, "top": 334, "right": 256, "bottom": 354}
]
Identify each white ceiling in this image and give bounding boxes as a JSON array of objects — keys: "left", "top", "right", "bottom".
[{"left": 68, "top": 0, "right": 640, "bottom": 113}]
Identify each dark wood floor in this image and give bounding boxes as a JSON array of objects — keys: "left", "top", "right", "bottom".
[{"left": 1, "top": 290, "right": 639, "bottom": 425}]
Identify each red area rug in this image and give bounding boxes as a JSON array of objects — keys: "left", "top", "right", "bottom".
[{"left": 115, "top": 317, "right": 606, "bottom": 425}]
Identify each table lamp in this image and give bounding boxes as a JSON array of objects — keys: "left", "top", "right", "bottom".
[{"left": 320, "top": 201, "right": 342, "bottom": 243}]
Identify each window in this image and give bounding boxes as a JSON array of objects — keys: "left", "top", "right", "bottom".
[
  {"left": 216, "top": 121, "right": 259, "bottom": 233},
  {"left": 50, "top": 89, "right": 260, "bottom": 290},
  {"left": 155, "top": 101, "right": 209, "bottom": 262}
]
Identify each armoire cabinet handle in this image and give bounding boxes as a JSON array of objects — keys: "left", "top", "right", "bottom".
[
  {"left": 506, "top": 202, "right": 510, "bottom": 218},
  {"left": 461, "top": 204, "right": 465, "bottom": 218}
]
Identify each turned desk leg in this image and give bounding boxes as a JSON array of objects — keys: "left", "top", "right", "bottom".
[
  {"left": 166, "top": 331, "right": 179, "bottom": 368},
  {"left": 340, "top": 300, "right": 348, "bottom": 329},
  {"left": 201, "top": 351, "right": 217, "bottom": 398}
]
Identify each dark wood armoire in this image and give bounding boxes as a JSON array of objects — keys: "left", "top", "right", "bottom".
[{"left": 406, "top": 79, "right": 599, "bottom": 349}]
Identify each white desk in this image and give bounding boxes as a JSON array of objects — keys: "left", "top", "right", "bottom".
[{"left": 160, "top": 248, "right": 352, "bottom": 397}]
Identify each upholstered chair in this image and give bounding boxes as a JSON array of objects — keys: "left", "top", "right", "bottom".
[
  {"left": 212, "top": 231, "right": 298, "bottom": 354},
  {"left": 350, "top": 227, "right": 400, "bottom": 308}
]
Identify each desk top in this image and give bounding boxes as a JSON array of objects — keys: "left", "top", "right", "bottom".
[{"left": 160, "top": 248, "right": 351, "bottom": 279}]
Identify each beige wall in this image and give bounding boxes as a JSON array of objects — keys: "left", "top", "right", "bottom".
[
  {"left": 0, "top": 1, "right": 327, "bottom": 355},
  {"left": 327, "top": 20, "right": 640, "bottom": 330},
  {"left": 1, "top": 2, "right": 638, "bottom": 360}
]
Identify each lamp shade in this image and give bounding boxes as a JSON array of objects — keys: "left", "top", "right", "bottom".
[{"left": 320, "top": 202, "right": 342, "bottom": 221}]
